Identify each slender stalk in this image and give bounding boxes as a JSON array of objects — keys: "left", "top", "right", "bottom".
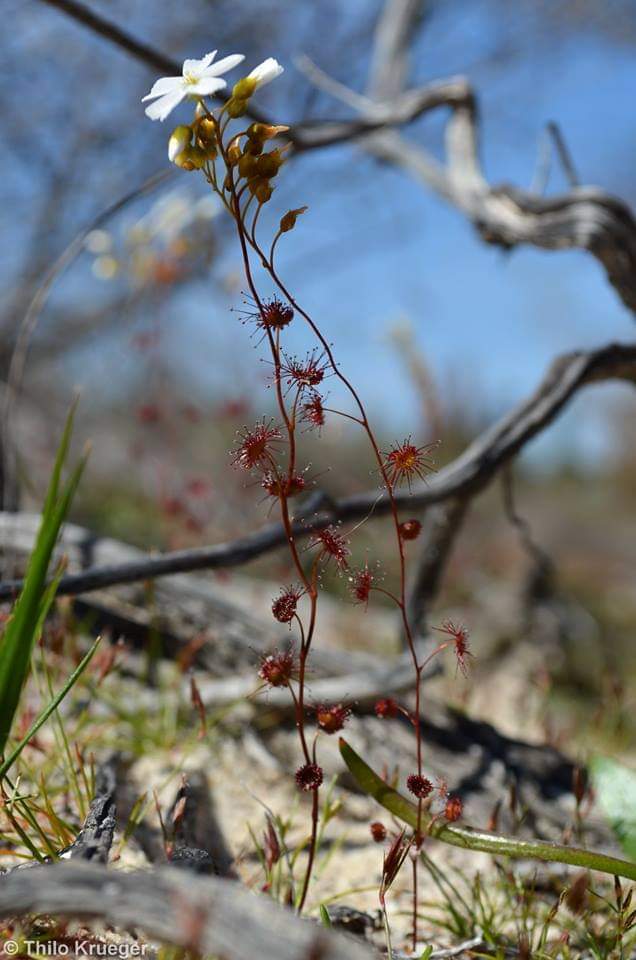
[
  {"left": 297, "top": 786, "right": 320, "bottom": 913},
  {"left": 251, "top": 236, "right": 427, "bottom": 943},
  {"left": 380, "top": 895, "right": 395, "bottom": 960},
  {"left": 205, "top": 95, "right": 441, "bottom": 927},
  {"left": 212, "top": 118, "right": 321, "bottom": 914}
]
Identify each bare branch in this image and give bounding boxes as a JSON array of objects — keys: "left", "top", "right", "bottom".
[
  {"left": 368, "top": 0, "right": 423, "bottom": 100},
  {"left": 0, "top": 342, "right": 632, "bottom": 600},
  {"left": 0, "top": 862, "right": 368, "bottom": 960},
  {"left": 39, "top": 0, "right": 181, "bottom": 74},
  {"left": 303, "top": 34, "right": 636, "bottom": 314},
  {"left": 36, "top": 0, "right": 439, "bottom": 151},
  {"left": 501, "top": 464, "right": 554, "bottom": 584}
]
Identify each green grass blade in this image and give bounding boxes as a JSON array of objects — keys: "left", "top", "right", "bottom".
[
  {"left": 0, "top": 636, "right": 100, "bottom": 782},
  {"left": 41, "top": 396, "right": 78, "bottom": 521},
  {"left": 338, "top": 738, "right": 636, "bottom": 882},
  {"left": 0, "top": 411, "right": 87, "bottom": 756},
  {"left": 319, "top": 904, "right": 332, "bottom": 928}
]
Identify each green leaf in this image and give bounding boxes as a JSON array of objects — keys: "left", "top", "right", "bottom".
[
  {"left": 590, "top": 756, "right": 636, "bottom": 861},
  {"left": 0, "top": 405, "right": 87, "bottom": 757},
  {"left": 41, "top": 396, "right": 78, "bottom": 520},
  {"left": 338, "top": 738, "right": 636, "bottom": 881},
  {"left": 319, "top": 904, "right": 332, "bottom": 928}
]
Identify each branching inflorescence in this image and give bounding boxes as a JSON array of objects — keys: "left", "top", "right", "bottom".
[{"left": 143, "top": 49, "right": 471, "bottom": 938}]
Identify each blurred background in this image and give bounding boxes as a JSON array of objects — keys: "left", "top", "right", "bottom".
[{"left": 2, "top": 0, "right": 636, "bottom": 751}]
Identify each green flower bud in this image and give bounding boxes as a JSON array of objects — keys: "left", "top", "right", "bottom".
[
  {"left": 226, "top": 97, "right": 249, "bottom": 119},
  {"left": 174, "top": 144, "right": 206, "bottom": 171},
  {"left": 232, "top": 77, "right": 258, "bottom": 100},
  {"left": 168, "top": 125, "right": 192, "bottom": 163},
  {"left": 238, "top": 153, "right": 259, "bottom": 179},
  {"left": 195, "top": 118, "right": 217, "bottom": 157}
]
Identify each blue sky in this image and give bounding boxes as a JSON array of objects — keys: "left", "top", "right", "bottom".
[
  {"left": 6, "top": 0, "right": 636, "bottom": 470},
  {"left": 169, "top": 6, "right": 636, "bottom": 468}
]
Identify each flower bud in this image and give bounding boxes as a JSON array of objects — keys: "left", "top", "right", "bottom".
[
  {"left": 195, "top": 118, "right": 217, "bottom": 156},
  {"left": 232, "top": 77, "right": 258, "bottom": 100},
  {"left": 256, "top": 149, "right": 283, "bottom": 178},
  {"left": 168, "top": 125, "right": 192, "bottom": 163},
  {"left": 248, "top": 177, "right": 273, "bottom": 203},
  {"left": 255, "top": 180, "right": 273, "bottom": 203},
  {"left": 226, "top": 97, "right": 249, "bottom": 118},
  {"left": 244, "top": 138, "right": 264, "bottom": 156},
  {"left": 280, "top": 206, "right": 308, "bottom": 233},
  {"left": 247, "top": 122, "right": 290, "bottom": 142},
  {"left": 238, "top": 153, "right": 259, "bottom": 179},
  {"left": 173, "top": 144, "right": 206, "bottom": 171},
  {"left": 246, "top": 58, "right": 284, "bottom": 91},
  {"left": 226, "top": 142, "right": 242, "bottom": 166}
]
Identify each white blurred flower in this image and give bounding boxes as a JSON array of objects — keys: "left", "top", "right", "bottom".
[
  {"left": 133, "top": 189, "right": 221, "bottom": 245},
  {"left": 84, "top": 229, "right": 112, "bottom": 254},
  {"left": 92, "top": 255, "right": 119, "bottom": 280},
  {"left": 247, "top": 57, "right": 284, "bottom": 89},
  {"left": 193, "top": 194, "right": 220, "bottom": 220},
  {"left": 142, "top": 50, "right": 245, "bottom": 121}
]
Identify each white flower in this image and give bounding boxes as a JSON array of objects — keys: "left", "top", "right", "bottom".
[
  {"left": 142, "top": 50, "right": 245, "bottom": 121},
  {"left": 247, "top": 57, "right": 284, "bottom": 89}
]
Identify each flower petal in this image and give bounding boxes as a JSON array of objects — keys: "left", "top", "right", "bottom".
[
  {"left": 182, "top": 50, "right": 217, "bottom": 76},
  {"left": 141, "top": 76, "right": 182, "bottom": 101},
  {"left": 188, "top": 76, "right": 227, "bottom": 96},
  {"left": 202, "top": 53, "right": 245, "bottom": 77},
  {"left": 248, "top": 57, "right": 284, "bottom": 88},
  {"left": 144, "top": 87, "right": 186, "bottom": 121}
]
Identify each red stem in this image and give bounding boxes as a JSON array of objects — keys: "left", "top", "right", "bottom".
[
  {"left": 250, "top": 238, "right": 426, "bottom": 942},
  {"left": 214, "top": 122, "right": 321, "bottom": 916}
]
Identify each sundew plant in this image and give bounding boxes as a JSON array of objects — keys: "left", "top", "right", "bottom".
[
  {"left": 143, "top": 49, "right": 636, "bottom": 953},
  {"left": 143, "top": 48, "right": 467, "bottom": 943}
]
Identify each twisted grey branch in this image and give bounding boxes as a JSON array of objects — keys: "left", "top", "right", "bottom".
[
  {"left": 0, "top": 342, "right": 633, "bottom": 601},
  {"left": 0, "top": 862, "right": 368, "bottom": 960}
]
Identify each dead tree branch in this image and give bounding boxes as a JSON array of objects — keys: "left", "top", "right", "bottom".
[
  {"left": 299, "top": 6, "right": 636, "bottom": 315},
  {"left": 0, "top": 342, "right": 633, "bottom": 600},
  {"left": 0, "top": 862, "right": 368, "bottom": 960}
]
